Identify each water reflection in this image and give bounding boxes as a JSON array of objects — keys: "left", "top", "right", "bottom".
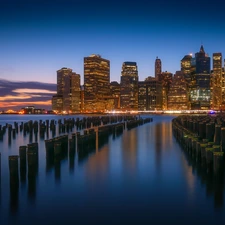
[
  {"left": 155, "top": 123, "right": 162, "bottom": 172},
  {"left": 180, "top": 142, "right": 225, "bottom": 208},
  {"left": 69, "top": 148, "right": 75, "bottom": 173},
  {"left": 54, "top": 159, "right": 61, "bottom": 184},
  {"left": 9, "top": 156, "right": 19, "bottom": 214},
  {"left": 27, "top": 150, "right": 38, "bottom": 203},
  {"left": 1, "top": 115, "right": 225, "bottom": 224}
]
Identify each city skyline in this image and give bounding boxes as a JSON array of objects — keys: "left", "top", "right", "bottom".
[
  {"left": 1, "top": 0, "right": 225, "bottom": 110},
  {"left": 0, "top": 45, "right": 224, "bottom": 111},
  {"left": 2, "top": 0, "right": 225, "bottom": 84}
]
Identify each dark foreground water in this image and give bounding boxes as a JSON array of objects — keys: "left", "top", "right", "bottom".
[{"left": 0, "top": 114, "right": 225, "bottom": 225}]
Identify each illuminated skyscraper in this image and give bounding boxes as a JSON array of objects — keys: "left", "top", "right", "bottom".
[
  {"left": 138, "top": 81, "right": 147, "bottom": 111},
  {"left": 110, "top": 81, "right": 121, "bottom": 109},
  {"left": 155, "top": 57, "right": 162, "bottom": 80},
  {"left": 167, "top": 71, "right": 188, "bottom": 110},
  {"left": 145, "top": 76, "right": 162, "bottom": 110},
  {"left": 84, "top": 54, "right": 110, "bottom": 112},
  {"left": 195, "top": 45, "right": 210, "bottom": 74},
  {"left": 52, "top": 67, "right": 81, "bottom": 113},
  {"left": 120, "top": 62, "right": 139, "bottom": 111},
  {"left": 181, "top": 54, "right": 196, "bottom": 109},
  {"left": 158, "top": 71, "right": 173, "bottom": 110},
  {"left": 71, "top": 73, "right": 81, "bottom": 113},
  {"left": 190, "top": 45, "right": 211, "bottom": 109},
  {"left": 222, "top": 60, "right": 225, "bottom": 109},
  {"left": 212, "top": 53, "right": 222, "bottom": 110},
  {"left": 181, "top": 55, "right": 192, "bottom": 76}
]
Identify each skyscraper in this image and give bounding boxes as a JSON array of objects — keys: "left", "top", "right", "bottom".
[
  {"left": 145, "top": 77, "right": 162, "bottom": 110},
  {"left": 181, "top": 54, "right": 196, "bottom": 109},
  {"left": 195, "top": 45, "right": 210, "bottom": 74},
  {"left": 190, "top": 45, "right": 211, "bottom": 109},
  {"left": 57, "top": 67, "right": 72, "bottom": 111},
  {"left": 212, "top": 53, "right": 222, "bottom": 110},
  {"left": 84, "top": 54, "right": 110, "bottom": 112},
  {"left": 52, "top": 67, "right": 81, "bottom": 113},
  {"left": 158, "top": 71, "right": 173, "bottom": 110},
  {"left": 120, "top": 62, "right": 139, "bottom": 111},
  {"left": 71, "top": 73, "right": 81, "bottom": 113},
  {"left": 222, "top": 60, "right": 225, "bottom": 110},
  {"left": 167, "top": 71, "right": 188, "bottom": 110},
  {"left": 155, "top": 57, "right": 162, "bottom": 80},
  {"left": 110, "top": 81, "right": 121, "bottom": 109}
]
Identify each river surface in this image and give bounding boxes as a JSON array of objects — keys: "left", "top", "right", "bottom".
[{"left": 0, "top": 114, "right": 225, "bottom": 225}]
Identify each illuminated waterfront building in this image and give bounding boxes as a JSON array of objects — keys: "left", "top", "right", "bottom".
[
  {"left": 71, "top": 73, "right": 81, "bottom": 113},
  {"left": 190, "top": 46, "right": 211, "bottom": 109},
  {"left": 222, "top": 64, "right": 225, "bottom": 110},
  {"left": 110, "top": 81, "right": 121, "bottom": 109},
  {"left": 157, "top": 71, "right": 173, "bottom": 110},
  {"left": 181, "top": 55, "right": 192, "bottom": 77},
  {"left": 181, "top": 54, "right": 196, "bottom": 109},
  {"left": 120, "top": 62, "right": 139, "bottom": 111},
  {"left": 84, "top": 54, "right": 110, "bottom": 112},
  {"left": 195, "top": 45, "right": 210, "bottom": 74},
  {"left": 212, "top": 53, "right": 222, "bottom": 110},
  {"left": 138, "top": 77, "right": 162, "bottom": 111},
  {"left": 80, "top": 85, "right": 84, "bottom": 113},
  {"left": 190, "top": 73, "right": 211, "bottom": 109},
  {"left": 155, "top": 57, "right": 162, "bottom": 80},
  {"left": 138, "top": 81, "right": 147, "bottom": 111},
  {"left": 167, "top": 71, "right": 188, "bottom": 110},
  {"left": 52, "top": 95, "right": 63, "bottom": 112},
  {"left": 52, "top": 67, "right": 81, "bottom": 113},
  {"left": 145, "top": 76, "right": 163, "bottom": 110}
]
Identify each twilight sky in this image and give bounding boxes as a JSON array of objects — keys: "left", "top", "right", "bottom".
[{"left": 1, "top": 0, "right": 225, "bottom": 110}]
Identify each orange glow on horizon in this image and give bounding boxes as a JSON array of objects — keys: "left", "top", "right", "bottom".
[{"left": 0, "top": 100, "right": 52, "bottom": 109}]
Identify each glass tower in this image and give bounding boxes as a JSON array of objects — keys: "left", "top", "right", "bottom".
[{"left": 120, "top": 62, "right": 139, "bottom": 111}]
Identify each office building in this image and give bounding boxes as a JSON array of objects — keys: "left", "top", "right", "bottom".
[
  {"left": 190, "top": 46, "right": 211, "bottom": 109},
  {"left": 138, "top": 81, "right": 147, "bottom": 111},
  {"left": 84, "top": 54, "right": 110, "bottom": 112},
  {"left": 195, "top": 45, "right": 210, "bottom": 74},
  {"left": 155, "top": 57, "right": 162, "bottom": 80},
  {"left": 52, "top": 67, "right": 81, "bottom": 113},
  {"left": 120, "top": 62, "right": 139, "bottom": 111},
  {"left": 110, "top": 81, "right": 121, "bottom": 109},
  {"left": 212, "top": 53, "right": 222, "bottom": 110},
  {"left": 158, "top": 71, "right": 173, "bottom": 110},
  {"left": 167, "top": 71, "right": 188, "bottom": 110},
  {"left": 145, "top": 77, "right": 163, "bottom": 110}
]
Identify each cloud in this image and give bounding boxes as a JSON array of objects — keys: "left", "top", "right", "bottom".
[{"left": 0, "top": 79, "right": 56, "bottom": 110}]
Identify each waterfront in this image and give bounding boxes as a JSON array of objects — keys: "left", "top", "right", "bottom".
[{"left": 0, "top": 114, "right": 225, "bottom": 225}]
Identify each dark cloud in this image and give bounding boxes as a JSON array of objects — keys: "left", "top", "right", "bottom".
[{"left": 0, "top": 79, "right": 56, "bottom": 110}]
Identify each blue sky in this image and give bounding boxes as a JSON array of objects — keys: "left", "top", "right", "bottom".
[
  {"left": 2, "top": 0, "right": 225, "bottom": 84},
  {"left": 1, "top": 0, "right": 225, "bottom": 109}
]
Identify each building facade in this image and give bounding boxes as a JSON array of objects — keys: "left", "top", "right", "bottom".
[
  {"left": 145, "top": 77, "right": 163, "bottom": 110},
  {"left": 155, "top": 57, "right": 162, "bottom": 80},
  {"left": 138, "top": 81, "right": 147, "bottom": 111},
  {"left": 52, "top": 67, "right": 81, "bottom": 113},
  {"left": 195, "top": 45, "right": 210, "bottom": 74},
  {"left": 212, "top": 53, "right": 222, "bottom": 110},
  {"left": 110, "top": 81, "right": 121, "bottom": 110},
  {"left": 84, "top": 54, "right": 111, "bottom": 112},
  {"left": 158, "top": 71, "right": 173, "bottom": 110},
  {"left": 167, "top": 71, "right": 188, "bottom": 110},
  {"left": 120, "top": 62, "right": 139, "bottom": 111},
  {"left": 190, "top": 46, "right": 211, "bottom": 109}
]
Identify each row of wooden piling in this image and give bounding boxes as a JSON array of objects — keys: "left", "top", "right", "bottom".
[
  {"left": 172, "top": 115, "right": 225, "bottom": 174},
  {"left": 0, "top": 115, "right": 142, "bottom": 142},
  {"left": 1, "top": 115, "right": 153, "bottom": 212}
]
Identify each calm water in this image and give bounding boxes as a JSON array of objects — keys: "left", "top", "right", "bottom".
[{"left": 0, "top": 114, "right": 225, "bottom": 225}]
